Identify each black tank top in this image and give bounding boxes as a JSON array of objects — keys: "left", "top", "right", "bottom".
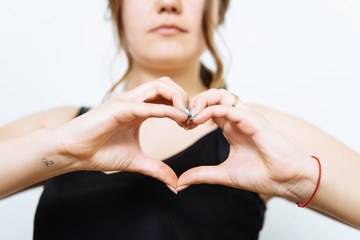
[{"left": 34, "top": 107, "right": 266, "bottom": 240}]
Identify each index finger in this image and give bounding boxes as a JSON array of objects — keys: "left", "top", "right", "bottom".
[
  {"left": 191, "top": 105, "right": 264, "bottom": 137},
  {"left": 119, "top": 77, "right": 189, "bottom": 111},
  {"left": 112, "top": 102, "right": 189, "bottom": 125}
]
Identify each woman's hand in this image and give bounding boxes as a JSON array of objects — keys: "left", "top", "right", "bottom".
[
  {"left": 178, "top": 89, "right": 318, "bottom": 203},
  {"left": 56, "top": 77, "right": 189, "bottom": 188}
]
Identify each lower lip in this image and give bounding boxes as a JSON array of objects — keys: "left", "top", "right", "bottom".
[{"left": 152, "top": 27, "right": 184, "bottom": 36}]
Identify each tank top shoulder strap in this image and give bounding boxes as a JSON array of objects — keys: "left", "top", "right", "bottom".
[{"left": 75, "top": 106, "right": 91, "bottom": 118}]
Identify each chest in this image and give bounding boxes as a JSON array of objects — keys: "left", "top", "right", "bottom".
[{"left": 139, "top": 118, "right": 217, "bottom": 161}]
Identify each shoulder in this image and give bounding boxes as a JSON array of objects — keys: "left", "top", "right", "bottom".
[
  {"left": 248, "top": 104, "right": 313, "bottom": 132},
  {"left": 42, "top": 106, "right": 83, "bottom": 128},
  {"left": 249, "top": 104, "right": 293, "bottom": 121},
  {"left": 0, "top": 106, "right": 81, "bottom": 140},
  {"left": 247, "top": 103, "right": 329, "bottom": 145},
  {"left": 248, "top": 103, "right": 358, "bottom": 163}
]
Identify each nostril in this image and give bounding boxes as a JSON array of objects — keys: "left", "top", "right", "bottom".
[{"left": 159, "top": 6, "right": 179, "bottom": 13}]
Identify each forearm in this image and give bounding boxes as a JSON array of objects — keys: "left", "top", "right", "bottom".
[
  {"left": 250, "top": 105, "right": 360, "bottom": 228},
  {"left": 0, "top": 128, "right": 79, "bottom": 199},
  {"left": 282, "top": 151, "right": 360, "bottom": 229},
  {"left": 306, "top": 154, "right": 360, "bottom": 229}
]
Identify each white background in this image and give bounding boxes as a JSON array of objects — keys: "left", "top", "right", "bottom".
[{"left": 1, "top": 0, "right": 360, "bottom": 239}]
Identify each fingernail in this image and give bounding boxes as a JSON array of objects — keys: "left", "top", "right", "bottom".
[
  {"left": 185, "top": 103, "right": 191, "bottom": 114},
  {"left": 190, "top": 107, "right": 196, "bottom": 116},
  {"left": 166, "top": 184, "right": 178, "bottom": 195},
  {"left": 181, "top": 110, "right": 191, "bottom": 117},
  {"left": 189, "top": 113, "right": 199, "bottom": 121},
  {"left": 176, "top": 185, "right": 189, "bottom": 192}
]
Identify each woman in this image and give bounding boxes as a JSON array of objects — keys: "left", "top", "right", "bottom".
[{"left": 0, "top": 0, "right": 359, "bottom": 238}]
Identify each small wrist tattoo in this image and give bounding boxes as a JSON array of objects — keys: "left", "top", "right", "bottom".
[{"left": 42, "top": 158, "right": 54, "bottom": 167}]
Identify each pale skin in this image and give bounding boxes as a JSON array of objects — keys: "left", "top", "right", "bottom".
[
  {"left": 0, "top": 79, "right": 191, "bottom": 198},
  {"left": 0, "top": 0, "right": 360, "bottom": 230}
]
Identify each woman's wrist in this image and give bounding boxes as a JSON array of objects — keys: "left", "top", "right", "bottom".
[
  {"left": 281, "top": 155, "right": 320, "bottom": 205},
  {"left": 0, "top": 128, "right": 80, "bottom": 198},
  {"left": 50, "top": 127, "right": 83, "bottom": 173}
]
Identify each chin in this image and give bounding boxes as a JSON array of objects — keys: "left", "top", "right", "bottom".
[
  {"left": 144, "top": 50, "right": 203, "bottom": 68},
  {"left": 130, "top": 38, "right": 205, "bottom": 69}
]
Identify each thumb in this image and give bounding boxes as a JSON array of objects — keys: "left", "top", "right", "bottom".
[
  {"left": 177, "top": 165, "right": 227, "bottom": 190},
  {"left": 128, "top": 153, "right": 178, "bottom": 189}
]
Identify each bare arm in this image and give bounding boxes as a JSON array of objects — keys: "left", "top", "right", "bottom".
[
  {"left": 0, "top": 106, "right": 80, "bottom": 141},
  {"left": 177, "top": 89, "right": 360, "bottom": 229},
  {"left": 0, "top": 107, "right": 81, "bottom": 197},
  {"left": 0, "top": 127, "right": 78, "bottom": 199},
  {"left": 251, "top": 104, "right": 360, "bottom": 228},
  {"left": 0, "top": 78, "right": 189, "bottom": 199},
  {"left": 0, "top": 106, "right": 82, "bottom": 198}
]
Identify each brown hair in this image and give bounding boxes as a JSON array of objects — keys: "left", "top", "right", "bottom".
[{"left": 106, "top": 0, "right": 230, "bottom": 97}]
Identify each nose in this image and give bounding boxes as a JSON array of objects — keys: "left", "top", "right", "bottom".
[{"left": 156, "top": 0, "right": 182, "bottom": 14}]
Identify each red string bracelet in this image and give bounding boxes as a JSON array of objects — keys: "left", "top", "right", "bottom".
[{"left": 297, "top": 156, "right": 322, "bottom": 208}]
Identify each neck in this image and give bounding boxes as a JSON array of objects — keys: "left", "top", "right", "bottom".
[{"left": 124, "top": 61, "right": 207, "bottom": 98}]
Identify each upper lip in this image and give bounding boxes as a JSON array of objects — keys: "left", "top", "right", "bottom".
[{"left": 150, "top": 23, "right": 187, "bottom": 33}]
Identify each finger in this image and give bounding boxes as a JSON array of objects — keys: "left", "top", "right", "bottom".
[
  {"left": 190, "top": 89, "right": 253, "bottom": 114},
  {"left": 120, "top": 77, "right": 189, "bottom": 111},
  {"left": 190, "top": 89, "right": 226, "bottom": 113},
  {"left": 128, "top": 154, "right": 178, "bottom": 188},
  {"left": 157, "top": 77, "right": 189, "bottom": 103},
  {"left": 135, "top": 81, "right": 187, "bottom": 110},
  {"left": 211, "top": 116, "right": 227, "bottom": 129},
  {"left": 191, "top": 105, "right": 265, "bottom": 137},
  {"left": 177, "top": 165, "right": 229, "bottom": 187},
  {"left": 135, "top": 103, "right": 189, "bottom": 123},
  {"left": 102, "top": 102, "right": 189, "bottom": 135},
  {"left": 111, "top": 102, "right": 189, "bottom": 125},
  {"left": 186, "top": 113, "right": 226, "bottom": 130}
]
